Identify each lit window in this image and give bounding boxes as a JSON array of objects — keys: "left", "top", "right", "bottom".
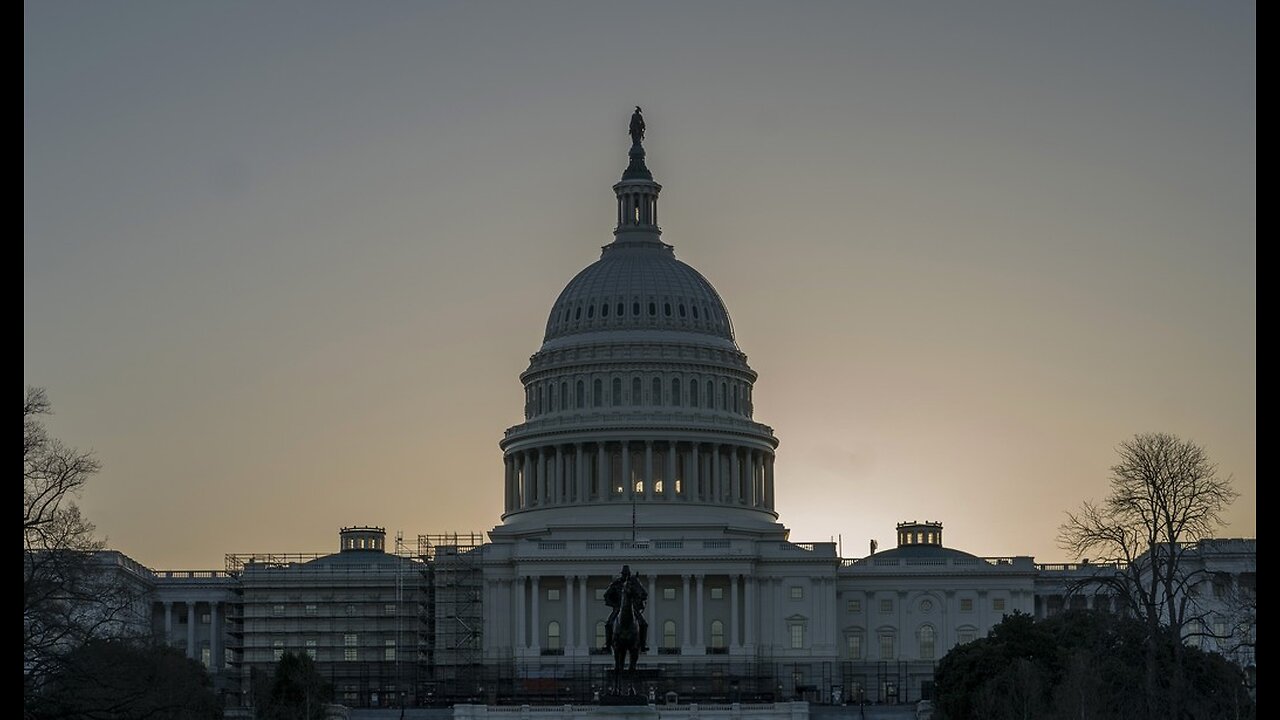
[
  {"left": 663, "top": 588, "right": 676, "bottom": 600},
  {"left": 847, "top": 599, "right": 862, "bottom": 613},
  {"left": 385, "top": 603, "right": 396, "bottom": 615},
  {"left": 790, "top": 586, "right": 804, "bottom": 601},
  {"left": 790, "top": 624, "right": 805, "bottom": 649},
  {"left": 710, "top": 620, "right": 725, "bottom": 649},
  {"left": 201, "top": 646, "right": 211, "bottom": 667},
  {"left": 273, "top": 640, "right": 284, "bottom": 661},
  {"left": 710, "top": 587, "right": 724, "bottom": 600},
  {"left": 384, "top": 639, "right": 396, "bottom": 661},
  {"left": 960, "top": 598, "right": 974, "bottom": 612},
  {"left": 200, "top": 613, "right": 211, "bottom": 624},
  {"left": 879, "top": 634, "right": 896, "bottom": 660},
  {"left": 305, "top": 639, "right": 317, "bottom": 660},
  {"left": 663, "top": 620, "right": 678, "bottom": 649},
  {"left": 880, "top": 599, "right": 893, "bottom": 614},
  {"left": 272, "top": 604, "right": 285, "bottom": 617},
  {"left": 344, "top": 634, "right": 358, "bottom": 662},
  {"left": 846, "top": 633, "right": 863, "bottom": 659},
  {"left": 547, "top": 588, "right": 561, "bottom": 601},
  {"left": 547, "top": 621, "right": 561, "bottom": 650},
  {"left": 993, "top": 598, "right": 1006, "bottom": 612},
  {"left": 919, "top": 625, "right": 936, "bottom": 660},
  {"left": 305, "top": 604, "right": 318, "bottom": 616}
]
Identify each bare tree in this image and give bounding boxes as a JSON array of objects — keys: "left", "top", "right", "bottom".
[
  {"left": 1059, "top": 432, "right": 1239, "bottom": 720},
  {"left": 24, "top": 388, "right": 143, "bottom": 710}
]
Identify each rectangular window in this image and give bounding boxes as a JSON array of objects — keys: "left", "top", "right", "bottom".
[
  {"left": 993, "top": 598, "right": 1006, "bottom": 612},
  {"left": 960, "top": 598, "right": 974, "bottom": 612},
  {"left": 201, "top": 613, "right": 211, "bottom": 624},
  {"left": 384, "top": 603, "right": 396, "bottom": 615},
  {"left": 201, "top": 647, "right": 211, "bottom": 667},
  {"left": 305, "top": 604, "right": 318, "bottom": 616},
  {"left": 344, "top": 648, "right": 357, "bottom": 662},
  {"left": 595, "top": 588, "right": 606, "bottom": 601},
  {"left": 710, "top": 587, "right": 724, "bottom": 600},
  {"left": 790, "top": 586, "right": 804, "bottom": 600},
  {"left": 847, "top": 633, "right": 862, "bottom": 659},
  {"left": 879, "top": 634, "right": 895, "bottom": 660},
  {"left": 305, "top": 639, "right": 317, "bottom": 660},
  {"left": 1213, "top": 621, "right": 1228, "bottom": 639},
  {"left": 958, "top": 630, "right": 976, "bottom": 644},
  {"left": 344, "top": 633, "right": 358, "bottom": 646},
  {"left": 384, "top": 640, "right": 396, "bottom": 661},
  {"left": 273, "top": 640, "right": 284, "bottom": 661},
  {"left": 663, "top": 587, "right": 677, "bottom": 600},
  {"left": 880, "top": 599, "right": 893, "bottom": 614},
  {"left": 547, "top": 588, "right": 561, "bottom": 601},
  {"left": 847, "top": 599, "right": 862, "bottom": 613},
  {"left": 345, "top": 604, "right": 356, "bottom": 615},
  {"left": 272, "top": 604, "right": 285, "bottom": 617},
  {"left": 790, "top": 624, "right": 805, "bottom": 649}
]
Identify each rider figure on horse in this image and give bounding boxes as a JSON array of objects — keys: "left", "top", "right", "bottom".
[{"left": 603, "top": 564, "right": 649, "bottom": 652}]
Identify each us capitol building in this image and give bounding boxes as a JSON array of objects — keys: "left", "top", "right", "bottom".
[{"left": 97, "top": 113, "right": 1255, "bottom": 709}]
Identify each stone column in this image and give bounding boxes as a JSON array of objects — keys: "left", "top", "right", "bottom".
[
  {"left": 564, "top": 575, "right": 575, "bottom": 652},
  {"left": 522, "top": 453, "right": 533, "bottom": 509},
  {"left": 682, "top": 575, "right": 692, "bottom": 650},
  {"left": 537, "top": 450, "right": 548, "bottom": 506},
  {"left": 621, "top": 442, "right": 632, "bottom": 500},
  {"left": 665, "top": 442, "right": 676, "bottom": 500},
  {"left": 209, "top": 601, "right": 219, "bottom": 670},
  {"left": 730, "top": 448, "right": 740, "bottom": 504},
  {"left": 530, "top": 577, "right": 541, "bottom": 653},
  {"left": 744, "top": 576, "right": 756, "bottom": 649},
  {"left": 730, "top": 575, "right": 740, "bottom": 648},
  {"left": 644, "top": 441, "right": 654, "bottom": 501},
  {"left": 579, "top": 575, "right": 589, "bottom": 653},
  {"left": 712, "top": 446, "right": 721, "bottom": 502},
  {"left": 765, "top": 454, "right": 775, "bottom": 509},
  {"left": 515, "top": 577, "right": 526, "bottom": 651},
  {"left": 691, "top": 443, "right": 700, "bottom": 500},
  {"left": 575, "top": 444, "right": 586, "bottom": 503},
  {"left": 597, "top": 444, "right": 607, "bottom": 501},
  {"left": 186, "top": 602, "right": 196, "bottom": 659},
  {"left": 695, "top": 575, "right": 706, "bottom": 649},
  {"left": 163, "top": 602, "right": 173, "bottom": 645}
]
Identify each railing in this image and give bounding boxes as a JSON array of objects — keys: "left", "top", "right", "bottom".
[
  {"left": 503, "top": 411, "right": 776, "bottom": 439},
  {"left": 154, "top": 570, "right": 236, "bottom": 580},
  {"left": 585, "top": 541, "right": 614, "bottom": 551},
  {"left": 654, "top": 540, "right": 684, "bottom": 549},
  {"left": 702, "top": 540, "right": 730, "bottom": 549},
  {"left": 538, "top": 542, "right": 566, "bottom": 550}
]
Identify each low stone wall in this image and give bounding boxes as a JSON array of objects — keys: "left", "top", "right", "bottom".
[{"left": 452, "top": 701, "right": 810, "bottom": 719}]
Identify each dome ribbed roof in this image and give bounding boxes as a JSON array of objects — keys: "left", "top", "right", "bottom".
[{"left": 542, "top": 243, "right": 735, "bottom": 345}]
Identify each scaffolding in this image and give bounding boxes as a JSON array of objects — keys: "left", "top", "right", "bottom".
[{"left": 418, "top": 532, "right": 486, "bottom": 701}]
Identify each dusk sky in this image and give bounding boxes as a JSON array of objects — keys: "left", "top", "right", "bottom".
[{"left": 25, "top": 1, "right": 1254, "bottom": 570}]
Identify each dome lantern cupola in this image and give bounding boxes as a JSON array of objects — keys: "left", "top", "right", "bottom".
[
  {"left": 612, "top": 106, "right": 663, "bottom": 245},
  {"left": 897, "top": 521, "right": 944, "bottom": 548}
]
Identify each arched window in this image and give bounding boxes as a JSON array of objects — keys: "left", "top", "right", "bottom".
[
  {"left": 576, "top": 380, "right": 584, "bottom": 409},
  {"left": 593, "top": 379, "right": 603, "bottom": 407},
  {"left": 692, "top": 305, "right": 699, "bottom": 319},
  {"left": 918, "top": 625, "right": 936, "bottom": 660},
  {"left": 560, "top": 382, "right": 567, "bottom": 410},
  {"left": 612, "top": 378, "right": 622, "bottom": 405},
  {"left": 601, "top": 303, "right": 609, "bottom": 318},
  {"left": 663, "top": 620, "right": 678, "bottom": 649},
  {"left": 706, "top": 380, "right": 714, "bottom": 408},
  {"left": 846, "top": 631, "right": 864, "bottom": 659},
  {"left": 632, "top": 377, "right": 642, "bottom": 406},
  {"left": 690, "top": 379, "right": 699, "bottom": 407},
  {"left": 720, "top": 382, "right": 728, "bottom": 411},
  {"left": 633, "top": 302, "right": 641, "bottom": 316},
  {"left": 671, "top": 378, "right": 681, "bottom": 406},
  {"left": 710, "top": 620, "right": 725, "bottom": 649},
  {"left": 587, "top": 305, "right": 594, "bottom": 319},
  {"left": 733, "top": 385, "right": 740, "bottom": 413},
  {"left": 678, "top": 304, "right": 686, "bottom": 318},
  {"left": 651, "top": 377, "right": 662, "bottom": 406},
  {"left": 547, "top": 621, "right": 561, "bottom": 650},
  {"left": 575, "top": 306, "right": 581, "bottom": 320},
  {"left": 537, "top": 385, "right": 543, "bottom": 414},
  {"left": 648, "top": 302, "right": 656, "bottom": 316},
  {"left": 616, "top": 302, "right": 624, "bottom": 317},
  {"left": 595, "top": 621, "right": 607, "bottom": 649},
  {"left": 664, "top": 302, "right": 672, "bottom": 316}
]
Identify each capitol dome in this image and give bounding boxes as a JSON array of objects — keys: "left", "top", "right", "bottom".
[{"left": 495, "top": 111, "right": 780, "bottom": 536}]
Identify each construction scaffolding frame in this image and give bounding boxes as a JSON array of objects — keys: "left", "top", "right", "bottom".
[{"left": 418, "top": 532, "right": 486, "bottom": 701}]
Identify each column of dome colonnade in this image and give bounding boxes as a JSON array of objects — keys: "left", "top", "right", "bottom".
[
  {"left": 500, "top": 441, "right": 776, "bottom": 512},
  {"left": 497, "top": 109, "right": 779, "bottom": 531}
]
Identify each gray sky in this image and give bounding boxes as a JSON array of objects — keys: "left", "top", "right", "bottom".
[{"left": 25, "top": 1, "right": 1255, "bottom": 569}]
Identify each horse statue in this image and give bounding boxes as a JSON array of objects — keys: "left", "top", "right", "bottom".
[{"left": 603, "top": 564, "right": 647, "bottom": 696}]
